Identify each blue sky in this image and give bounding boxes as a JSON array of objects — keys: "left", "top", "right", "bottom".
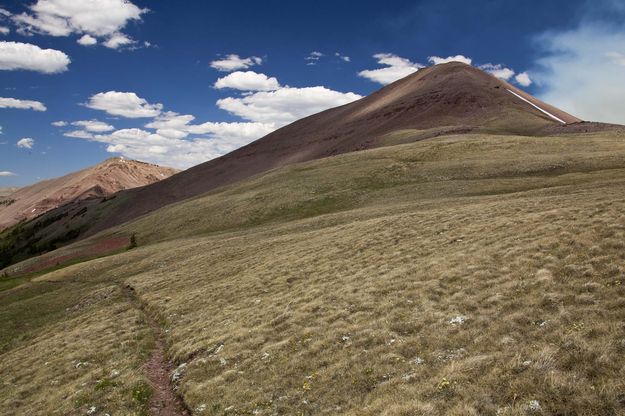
[{"left": 1, "top": 0, "right": 625, "bottom": 186}]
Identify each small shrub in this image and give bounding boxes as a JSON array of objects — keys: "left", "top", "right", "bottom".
[
  {"left": 130, "top": 380, "right": 152, "bottom": 408},
  {"left": 95, "top": 377, "right": 117, "bottom": 391}
]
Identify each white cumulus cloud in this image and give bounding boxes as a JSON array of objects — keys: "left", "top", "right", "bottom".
[
  {"left": 102, "top": 32, "right": 134, "bottom": 49},
  {"left": 210, "top": 54, "right": 262, "bottom": 72},
  {"left": 12, "top": 0, "right": 147, "bottom": 48},
  {"left": 428, "top": 55, "right": 472, "bottom": 65},
  {"left": 0, "top": 41, "right": 70, "bottom": 73},
  {"left": 214, "top": 71, "right": 280, "bottom": 91},
  {"left": 17, "top": 137, "right": 34, "bottom": 149},
  {"left": 51, "top": 120, "right": 67, "bottom": 126},
  {"left": 217, "top": 86, "right": 362, "bottom": 125},
  {"left": 358, "top": 53, "right": 424, "bottom": 85},
  {"left": 77, "top": 34, "right": 97, "bottom": 46},
  {"left": 68, "top": 70, "right": 362, "bottom": 168},
  {"left": 0, "top": 97, "right": 46, "bottom": 111},
  {"left": 144, "top": 112, "right": 195, "bottom": 138},
  {"left": 85, "top": 91, "right": 163, "bottom": 118},
  {"left": 515, "top": 72, "right": 532, "bottom": 87},
  {"left": 184, "top": 121, "right": 275, "bottom": 139},
  {"left": 0, "top": 26, "right": 9, "bottom": 35},
  {"left": 479, "top": 63, "right": 515, "bottom": 80}
]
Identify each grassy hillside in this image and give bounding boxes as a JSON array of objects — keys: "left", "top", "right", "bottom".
[
  {"left": 0, "top": 264, "right": 157, "bottom": 414},
  {"left": 125, "top": 132, "right": 625, "bottom": 244},
  {"left": 3, "top": 131, "right": 625, "bottom": 415}
]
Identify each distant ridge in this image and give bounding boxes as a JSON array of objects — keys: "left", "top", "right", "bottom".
[{"left": 0, "top": 158, "right": 178, "bottom": 230}]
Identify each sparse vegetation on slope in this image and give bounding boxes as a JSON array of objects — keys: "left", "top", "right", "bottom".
[
  {"left": 3, "top": 131, "right": 625, "bottom": 415},
  {"left": 0, "top": 197, "right": 130, "bottom": 272},
  {"left": 0, "top": 268, "right": 157, "bottom": 415}
]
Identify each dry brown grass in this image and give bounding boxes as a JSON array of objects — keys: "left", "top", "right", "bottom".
[
  {"left": 0, "top": 265, "right": 156, "bottom": 415},
  {"left": 121, "top": 185, "right": 625, "bottom": 415},
  {"left": 3, "top": 132, "right": 625, "bottom": 415}
]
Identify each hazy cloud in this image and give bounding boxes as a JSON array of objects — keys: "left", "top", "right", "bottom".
[
  {"left": 532, "top": 4, "right": 625, "bottom": 123},
  {"left": 606, "top": 51, "right": 625, "bottom": 67}
]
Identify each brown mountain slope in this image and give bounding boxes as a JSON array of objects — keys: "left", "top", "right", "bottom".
[
  {"left": 86, "top": 62, "right": 584, "bottom": 232},
  {"left": 0, "top": 158, "right": 178, "bottom": 230},
  {"left": 0, "top": 62, "right": 603, "bottom": 265}
]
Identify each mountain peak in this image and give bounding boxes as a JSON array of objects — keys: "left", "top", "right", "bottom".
[
  {"left": 354, "top": 62, "right": 580, "bottom": 129},
  {"left": 0, "top": 159, "right": 178, "bottom": 230}
]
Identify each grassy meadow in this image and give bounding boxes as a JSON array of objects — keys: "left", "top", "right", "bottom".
[{"left": 2, "top": 132, "right": 625, "bottom": 415}]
